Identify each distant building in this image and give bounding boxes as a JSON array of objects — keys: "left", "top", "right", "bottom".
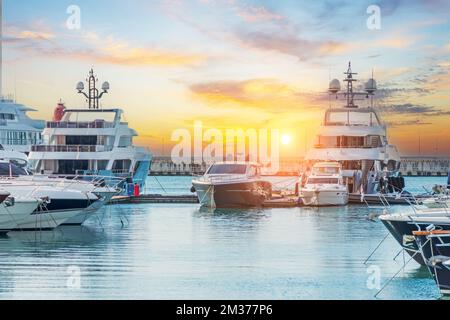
[
  {"left": 400, "top": 157, "right": 450, "bottom": 176},
  {"left": 150, "top": 156, "right": 450, "bottom": 176}
]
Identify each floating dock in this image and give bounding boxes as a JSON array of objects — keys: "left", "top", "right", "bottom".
[
  {"left": 110, "top": 194, "right": 301, "bottom": 207},
  {"left": 110, "top": 194, "right": 199, "bottom": 204}
]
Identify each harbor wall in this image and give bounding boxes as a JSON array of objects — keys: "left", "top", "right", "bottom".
[{"left": 150, "top": 157, "right": 450, "bottom": 176}]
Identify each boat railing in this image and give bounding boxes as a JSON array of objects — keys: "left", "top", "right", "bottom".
[
  {"left": 200, "top": 174, "right": 255, "bottom": 183},
  {"left": 0, "top": 174, "right": 127, "bottom": 192},
  {"left": 313, "top": 144, "right": 377, "bottom": 149},
  {"left": 46, "top": 121, "right": 116, "bottom": 129},
  {"left": 31, "top": 145, "right": 114, "bottom": 152}
]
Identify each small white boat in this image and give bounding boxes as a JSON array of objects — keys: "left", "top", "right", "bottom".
[{"left": 299, "top": 162, "right": 349, "bottom": 206}]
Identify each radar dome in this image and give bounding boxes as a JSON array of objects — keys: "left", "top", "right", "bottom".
[
  {"left": 102, "top": 81, "right": 110, "bottom": 91},
  {"left": 76, "top": 82, "right": 84, "bottom": 92},
  {"left": 365, "top": 79, "right": 377, "bottom": 94},
  {"left": 329, "top": 79, "right": 341, "bottom": 94}
]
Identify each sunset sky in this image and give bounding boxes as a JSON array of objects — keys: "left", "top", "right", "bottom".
[{"left": 2, "top": 0, "right": 450, "bottom": 157}]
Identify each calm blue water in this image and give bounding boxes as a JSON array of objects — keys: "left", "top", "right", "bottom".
[{"left": 0, "top": 176, "right": 447, "bottom": 300}]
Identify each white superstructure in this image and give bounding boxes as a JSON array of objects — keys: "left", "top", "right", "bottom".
[{"left": 0, "top": 97, "right": 44, "bottom": 153}]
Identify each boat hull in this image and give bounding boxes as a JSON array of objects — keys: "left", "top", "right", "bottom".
[
  {"left": 13, "top": 209, "right": 85, "bottom": 231},
  {"left": 193, "top": 181, "right": 270, "bottom": 208},
  {"left": 300, "top": 189, "right": 348, "bottom": 206},
  {"left": 0, "top": 200, "right": 40, "bottom": 233}
]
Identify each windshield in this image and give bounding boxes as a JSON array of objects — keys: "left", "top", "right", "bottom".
[
  {"left": 313, "top": 166, "right": 340, "bottom": 174},
  {"left": 0, "top": 162, "right": 29, "bottom": 176},
  {"left": 207, "top": 164, "right": 247, "bottom": 175},
  {"left": 307, "top": 178, "right": 339, "bottom": 184},
  {"left": 326, "top": 110, "right": 380, "bottom": 126}
]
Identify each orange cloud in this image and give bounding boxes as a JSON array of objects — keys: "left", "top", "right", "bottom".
[
  {"left": 95, "top": 45, "right": 206, "bottom": 66},
  {"left": 189, "top": 78, "right": 326, "bottom": 113}
]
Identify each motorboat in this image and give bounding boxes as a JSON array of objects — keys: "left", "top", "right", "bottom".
[
  {"left": 191, "top": 162, "right": 272, "bottom": 208},
  {"left": 299, "top": 162, "right": 348, "bottom": 206}
]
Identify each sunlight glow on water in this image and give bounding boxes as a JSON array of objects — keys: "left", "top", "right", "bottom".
[{"left": 0, "top": 176, "right": 447, "bottom": 300}]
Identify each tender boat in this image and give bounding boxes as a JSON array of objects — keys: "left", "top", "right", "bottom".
[
  {"left": 305, "top": 63, "right": 407, "bottom": 205},
  {"left": 27, "top": 69, "right": 152, "bottom": 195},
  {"left": 414, "top": 230, "right": 450, "bottom": 296},
  {"left": 191, "top": 162, "right": 272, "bottom": 208},
  {"left": 299, "top": 162, "right": 348, "bottom": 206}
]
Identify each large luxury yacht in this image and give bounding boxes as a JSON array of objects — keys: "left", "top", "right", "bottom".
[
  {"left": 305, "top": 63, "right": 402, "bottom": 204},
  {"left": 27, "top": 69, "right": 152, "bottom": 193}
]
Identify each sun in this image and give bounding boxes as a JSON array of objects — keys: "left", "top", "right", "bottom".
[{"left": 281, "top": 134, "right": 291, "bottom": 145}]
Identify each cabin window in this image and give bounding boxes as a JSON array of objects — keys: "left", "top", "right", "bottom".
[
  {"left": 118, "top": 136, "right": 132, "bottom": 148},
  {"left": 112, "top": 160, "right": 131, "bottom": 172},
  {"left": 97, "top": 160, "right": 109, "bottom": 170},
  {"left": 207, "top": 164, "right": 247, "bottom": 175},
  {"left": 0, "top": 163, "right": 28, "bottom": 176},
  {"left": 307, "top": 178, "right": 339, "bottom": 184},
  {"left": 66, "top": 135, "right": 98, "bottom": 146},
  {"left": 0, "top": 113, "right": 15, "bottom": 121},
  {"left": 58, "top": 160, "right": 89, "bottom": 174}
]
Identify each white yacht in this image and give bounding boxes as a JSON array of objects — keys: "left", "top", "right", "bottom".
[
  {"left": 305, "top": 63, "right": 402, "bottom": 204},
  {"left": 28, "top": 69, "right": 152, "bottom": 195},
  {"left": 299, "top": 162, "right": 349, "bottom": 206},
  {"left": 0, "top": 96, "right": 44, "bottom": 153}
]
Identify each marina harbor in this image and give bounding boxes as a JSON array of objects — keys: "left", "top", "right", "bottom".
[
  {"left": 0, "top": 63, "right": 448, "bottom": 300},
  {"left": 1, "top": 0, "right": 450, "bottom": 303}
]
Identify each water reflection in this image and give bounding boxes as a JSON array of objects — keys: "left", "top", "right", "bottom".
[{"left": 5, "top": 226, "right": 103, "bottom": 247}]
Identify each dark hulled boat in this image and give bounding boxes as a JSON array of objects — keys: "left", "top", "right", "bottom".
[{"left": 191, "top": 162, "right": 272, "bottom": 208}]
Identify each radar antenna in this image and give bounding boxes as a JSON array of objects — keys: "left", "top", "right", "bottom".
[
  {"left": 76, "top": 69, "right": 110, "bottom": 109},
  {"left": 343, "top": 62, "right": 358, "bottom": 108}
]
